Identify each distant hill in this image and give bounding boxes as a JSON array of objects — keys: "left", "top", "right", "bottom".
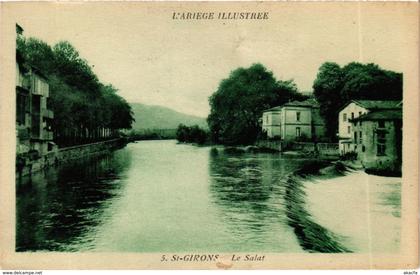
[{"left": 129, "top": 103, "right": 208, "bottom": 131}]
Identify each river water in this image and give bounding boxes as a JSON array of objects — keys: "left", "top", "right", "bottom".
[{"left": 16, "top": 140, "right": 327, "bottom": 252}]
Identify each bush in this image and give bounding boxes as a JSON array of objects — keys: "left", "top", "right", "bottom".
[{"left": 176, "top": 124, "right": 208, "bottom": 145}]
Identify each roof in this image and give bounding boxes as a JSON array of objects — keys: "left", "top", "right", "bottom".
[
  {"left": 31, "top": 66, "right": 49, "bottom": 80},
  {"left": 353, "top": 100, "right": 401, "bottom": 110},
  {"left": 264, "top": 106, "right": 283, "bottom": 112},
  {"left": 264, "top": 98, "right": 320, "bottom": 112},
  {"left": 339, "top": 100, "right": 401, "bottom": 113},
  {"left": 283, "top": 98, "right": 320, "bottom": 108},
  {"left": 352, "top": 110, "right": 402, "bottom": 121}
]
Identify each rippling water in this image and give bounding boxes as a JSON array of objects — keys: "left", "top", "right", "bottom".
[{"left": 16, "top": 140, "right": 320, "bottom": 252}]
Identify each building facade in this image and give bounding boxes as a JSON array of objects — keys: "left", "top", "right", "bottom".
[
  {"left": 261, "top": 98, "right": 326, "bottom": 142},
  {"left": 262, "top": 107, "right": 282, "bottom": 138},
  {"left": 352, "top": 110, "right": 402, "bottom": 174},
  {"left": 16, "top": 53, "right": 55, "bottom": 158},
  {"left": 338, "top": 100, "right": 401, "bottom": 155}
]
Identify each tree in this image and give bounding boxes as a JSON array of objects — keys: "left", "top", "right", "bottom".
[
  {"left": 17, "top": 36, "right": 134, "bottom": 146},
  {"left": 313, "top": 62, "right": 344, "bottom": 140},
  {"left": 53, "top": 41, "right": 101, "bottom": 97},
  {"left": 313, "top": 61, "right": 402, "bottom": 141},
  {"left": 176, "top": 124, "right": 208, "bottom": 144},
  {"left": 207, "top": 63, "right": 303, "bottom": 145}
]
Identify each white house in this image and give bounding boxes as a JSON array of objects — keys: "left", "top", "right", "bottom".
[
  {"left": 338, "top": 100, "right": 401, "bottom": 155},
  {"left": 262, "top": 106, "right": 282, "bottom": 138},
  {"left": 262, "top": 98, "right": 326, "bottom": 142}
]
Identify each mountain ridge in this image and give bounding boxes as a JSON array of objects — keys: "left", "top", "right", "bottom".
[{"left": 129, "top": 103, "right": 208, "bottom": 130}]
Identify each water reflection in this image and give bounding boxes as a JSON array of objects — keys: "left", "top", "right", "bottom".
[
  {"left": 17, "top": 141, "right": 309, "bottom": 252},
  {"left": 208, "top": 149, "right": 311, "bottom": 248},
  {"left": 16, "top": 149, "right": 132, "bottom": 251}
]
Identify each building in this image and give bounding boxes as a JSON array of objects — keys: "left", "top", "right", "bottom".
[
  {"left": 16, "top": 52, "right": 55, "bottom": 158},
  {"left": 262, "top": 106, "right": 282, "bottom": 138},
  {"left": 338, "top": 100, "right": 401, "bottom": 155},
  {"left": 351, "top": 109, "right": 402, "bottom": 174},
  {"left": 261, "top": 98, "right": 326, "bottom": 142}
]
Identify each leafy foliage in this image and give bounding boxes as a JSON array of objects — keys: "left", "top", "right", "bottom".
[
  {"left": 176, "top": 124, "right": 208, "bottom": 144},
  {"left": 17, "top": 36, "right": 134, "bottom": 146},
  {"left": 313, "top": 62, "right": 402, "bottom": 140},
  {"left": 207, "top": 63, "right": 306, "bottom": 145}
]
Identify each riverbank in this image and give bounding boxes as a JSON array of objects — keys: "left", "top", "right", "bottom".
[
  {"left": 285, "top": 160, "right": 401, "bottom": 253},
  {"left": 16, "top": 138, "right": 127, "bottom": 177}
]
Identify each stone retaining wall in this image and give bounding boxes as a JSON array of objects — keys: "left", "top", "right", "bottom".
[
  {"left": 16, "top": 138, "right": 126, "bottom": 177},
  {"left": 255, "top": 140, "right": 339, "bottom": 156}
]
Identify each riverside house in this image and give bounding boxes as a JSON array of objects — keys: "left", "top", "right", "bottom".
[
  {"left": 16, "top": 51, "right": 55, "bottom": 160},
  {"left": 338, "top": 100, "right": 401, "bottom": 155},
  {"left": 261, "top": 98, "right": 326, "bottom": 142},
  {"left": 351, "top": 108, "right": 402, "bottom": 174}
]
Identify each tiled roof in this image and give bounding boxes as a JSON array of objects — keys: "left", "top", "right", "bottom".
[
  {"left": 263, "top": 98, "right": 320, "bottom": 112},
  {"left": 283, "top": 98, "right": 320, "bottom": 108},
  {"left": 352, "top": 110, "right": 402, "bottom": 121},
  {"left": 353, "top": 100, "right": 401, "bottom": 110}
]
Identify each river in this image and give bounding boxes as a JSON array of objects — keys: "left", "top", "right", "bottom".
[{"left": 15, "top": 140, "right": 341, "bottom": 252}]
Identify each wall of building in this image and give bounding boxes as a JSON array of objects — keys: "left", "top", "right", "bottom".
[
  {"left": 262, "top": 111, "right": 281, "bottom": 138},
  {"left": 356, "top": 120, "right": 401, "bottom": 173},
  {"left": 283, "top": 124, "right": 312, "bottom": 142},
  {"left": 311, "top": 108, "right": 327, "bottom": 141},
  {"left": 338, "top": 103, "right": 368, "bottom": 139},
  {"left": 262, "top": 103, "right": 327, "bottom": 142},
  {"left": 338, "top": 103, "right": 368, "bottom": 154},
  {"left": 16, "top": 64, "right": 55, "bottom": 160},
  {"left": 281, "top": 107, "right": 312, "bottom": 142}
]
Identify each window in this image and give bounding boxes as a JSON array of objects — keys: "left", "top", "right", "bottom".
[
  {"left": 359, "top": 131, "right": 362, "bottom": 144},
  {"left": 354, "top": 132, "right": 358, "bottom": 143},
  {"left": 378, "top": 121, "right": 385, "bottom": 128},
  {"left": 296, "top": 127, "right": 301, "bottom": 138},
  {"left": 343, "top": 113, "right": 347, "bottom": 122},
  {"left": 377, "top": 131, "right": 386, "bottom": 156},
  {"left": 265, "top": 115, "right": 268, "bottom": 124},
  {"left": 347, "top": 126, "right": 351, "bottom": 134},
  {"left": 16, "top": 93, "right": 26, "bottom": 125},
  {"left": 351, "top": 112, "right": 354, "bottom": 119},
  {"left": 296, "top": 111, "right": 301, "bottom": 122}
]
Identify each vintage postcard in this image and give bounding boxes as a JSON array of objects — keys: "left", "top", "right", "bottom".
[{"left": 0, "top": 1, "right": 418, "bottom": 270}]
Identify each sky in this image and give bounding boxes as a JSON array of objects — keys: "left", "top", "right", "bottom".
[{"left": 9, "top": 2, "right": 415, "bottom": 117}]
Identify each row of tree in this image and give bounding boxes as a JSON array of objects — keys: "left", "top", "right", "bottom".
[
  {"left": 207, "top": 62, "right": 402, "bottom": 145},
  {"left": 313, "top": 62, "right": 402, "bottom": 139},
  {"left": 176, "top": 124, "right": 208, "bottom": 145},
  {"left": 17, "top": 36, "right": 134, "bottom": 147}
]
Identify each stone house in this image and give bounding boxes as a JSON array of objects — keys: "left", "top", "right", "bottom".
[
  {"left": 351, "top": 109, "right": 402, "bottom": 174},
  {"left": 338, "top": 100, "right": 401, "bottom": 155},
  {"left": 261, "top": 98, "right": 326, "bottom": 142},
  {"left": 16, "top": 52, "right": 55, "bottom": 157}
]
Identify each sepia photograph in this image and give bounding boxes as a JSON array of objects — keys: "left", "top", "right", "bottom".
[{"left": 0, "top": 1, "right": 418, "bottom": 270}]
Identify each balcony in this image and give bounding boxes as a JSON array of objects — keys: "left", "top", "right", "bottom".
[
  {"left": 43, "top": 131, "right": 54, "bottom": 141},
  {"left": 17, "top": 75, "right": 31, "bottom": 90},
  {"left": 43, "top": 109, "right": 54, "bottom": 119}
]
